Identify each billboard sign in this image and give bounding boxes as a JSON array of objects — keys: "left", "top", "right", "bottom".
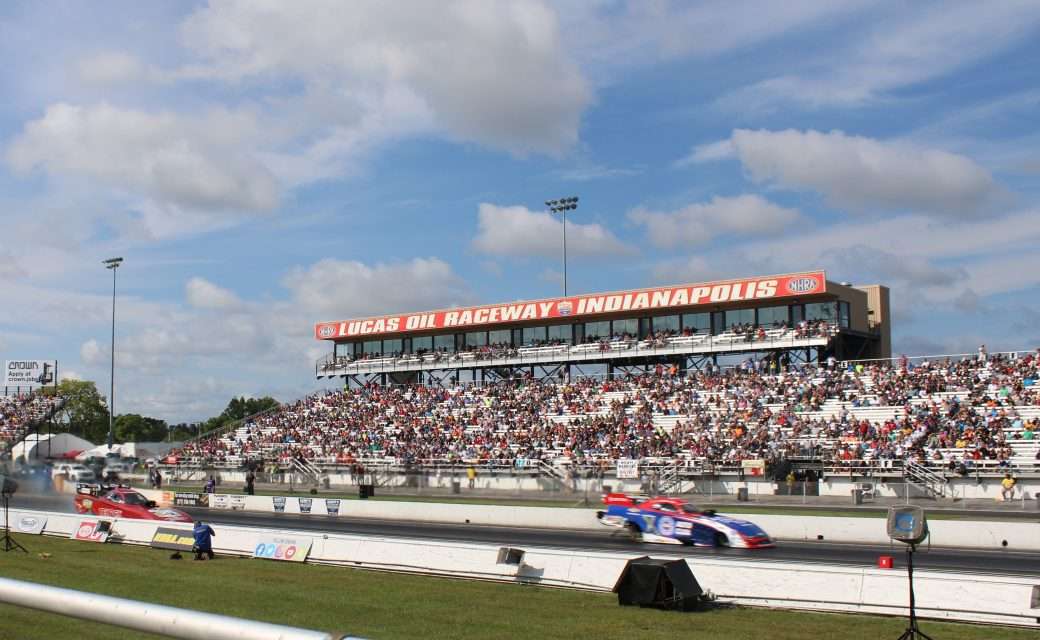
[
  {"left": 315, "top": 271, "right": 826, "bottom": 339},
  {"left": 253, "top": 536, "right": 312, "bottom": 562},
  {"left": 4, "top": 360, "right": 57, "bottom": 386}
]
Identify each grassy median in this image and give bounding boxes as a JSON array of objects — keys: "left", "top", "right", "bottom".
[{"left": 0, "top": 534, "right": 1035, "bottom": 640}]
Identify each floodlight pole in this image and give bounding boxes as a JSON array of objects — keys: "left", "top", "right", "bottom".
[
  {"left": 103, "top": 258, "right": 124, "bottom": 451},
  {"left": 546, "top": 197, "right": 579, "bottom": 297}
]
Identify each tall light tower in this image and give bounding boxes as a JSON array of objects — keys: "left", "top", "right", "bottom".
[
  {"left": 103, "top": 257, "right": 123, "bottom": 450},
  {"left": 545, "top": 196, "right": 579, "bottom": 296}
]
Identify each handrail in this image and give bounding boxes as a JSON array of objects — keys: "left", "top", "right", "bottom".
[
  {"left": 0, "top": 576, "right": 360, "bottom": 640},
  {"left": 317, "top": 327, "right": 840, "bottom": 377}
]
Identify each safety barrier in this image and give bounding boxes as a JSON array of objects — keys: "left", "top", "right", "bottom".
[
  {"left": 138, "top": 490, "right": 1040, "bottom": 551},
  {"left": 5, "top": 508, "right": 1039, "bottom": 628}
]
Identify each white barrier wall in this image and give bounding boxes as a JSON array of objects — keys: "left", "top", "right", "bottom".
[
  {"left": 7, "top": 508, "right": 1039, "bottom": 628},
  {"left": 139, "top": 489, "right": 1040, "bottom": 551}
]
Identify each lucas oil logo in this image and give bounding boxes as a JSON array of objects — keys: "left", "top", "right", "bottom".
[{"left": 786, "top": 277, "right": 819, "bottom": 294}]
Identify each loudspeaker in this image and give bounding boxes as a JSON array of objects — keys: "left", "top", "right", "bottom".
[
  {"left": 613, "top": 557, "right": 705, "bottom": 611},
  {"left": 496, "top": 547, "right": 525, "bottom": 565},
  {"left": 358, "top": 484, "right": 370, "bottom": 499},
  {"left": 886, "top": 506, "right": 928, "bottom": 545}
]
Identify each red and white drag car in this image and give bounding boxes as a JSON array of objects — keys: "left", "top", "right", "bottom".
[{"left": 74, "top": 484, "right": 192, "bottom": 522}]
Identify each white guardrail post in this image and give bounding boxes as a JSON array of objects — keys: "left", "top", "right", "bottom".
[{"left": 0, "top": 576, "right": 364, "bottom": 640}]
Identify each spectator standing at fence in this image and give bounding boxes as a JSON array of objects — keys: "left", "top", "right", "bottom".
[
  {"left": 154, "top": 468, "right": 162, "bottom": 490},
  {"left": 205, "top": 476, "right": 216, "bottom": 493},
  {"left": 1000, "top": 473, "right": 1016, "bottom": 500},
  {"left": 466, "top": 465, "right": 476, "bottom": 489},
  {"left": 979, "top": 344, "right": 988, "bottom": 362},
  {"left": 245, "top": 469, "right": 255, "bottom": 495}
]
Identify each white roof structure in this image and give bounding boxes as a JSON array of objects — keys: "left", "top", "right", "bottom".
[{"left": 12, "top": 433, "right": 95, "bottom": 461}]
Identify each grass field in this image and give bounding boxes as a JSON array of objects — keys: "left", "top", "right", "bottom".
[{"left": 0, "top": 534, "right": 1034, "bottom": 640}]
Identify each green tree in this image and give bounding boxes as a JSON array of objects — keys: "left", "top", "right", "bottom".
[
  {"left": 219, "top": 396, "right": 279, "bottom": 422},
  {"left": 47, "top": 379, "right": 109, "bottom": 443},
  {"left": 114, "top": 413, "right": 169, "bottom": 443}
]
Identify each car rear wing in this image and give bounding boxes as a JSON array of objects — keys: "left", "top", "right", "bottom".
[
  {"left": 602, "top": 492, "right": 649, "bottom": 507},
  {"left": 75, "top": 483, "right": 101, "bottom": 496}
]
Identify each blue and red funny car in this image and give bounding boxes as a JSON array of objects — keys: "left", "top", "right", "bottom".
[{"left": 597, "top": 493, "right": 774, "bottom": 548}]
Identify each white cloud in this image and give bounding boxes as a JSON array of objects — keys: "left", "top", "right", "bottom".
[
  {"left": 283, "top": 257, "right": 473, "bottom": 319},
  {"left": 185, "top": 277, "right": 241, "bottom": 310},
  {"left": 80, "top": 339, "right": 104, "bottom": 365},
  {"left": 674, "top": 139, "right": 734, "bottom": 168},
  {"left": 719, "top": 1, "right": 1040, "bottom": 109},
  {"left": 629, "top": 194, "right": 802, "bottom": 249},
  {"left": 702, "top": 129, "right": 999, "bottom": 217},
  {"left": 472, "top": 203, "right": 634, "bottom": 258},
  {"left": 177, "top": 1, "right": 590, "bottom": 155},
  {"left": 76, "top": 51, "right": 151, "bottom": 86},
  {"left": 6, "top": 103, "right": 280, "bottom": 213}
]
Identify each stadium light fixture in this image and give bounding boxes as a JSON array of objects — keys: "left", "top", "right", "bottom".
[
  {"left": 546, "top": 196, "right": 579, "bottom": 296},
  {"left": 103, "top": 257, "right": 124, "bottom": 451}
]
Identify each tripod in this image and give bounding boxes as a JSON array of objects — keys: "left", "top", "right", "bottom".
[
  {"left": 896, "top": 544, "right": 932, "bottom": 640},
  {"left": 2, "top": 491, "right": 28, "bottom": 553}
]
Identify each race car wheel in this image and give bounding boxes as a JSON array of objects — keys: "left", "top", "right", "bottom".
[
  {"left": 714, "top": 531, "right": 730, "bottom": 547},
  {"left": 625, "top": 521, "right": 642, "bottom": 541}
]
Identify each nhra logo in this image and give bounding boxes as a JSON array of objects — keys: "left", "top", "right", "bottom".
[
  {"left": 318, "top": 325, "right": 336, "bottom": 338},
  {"left": 272, "top": 497, "right": 286, "bottom": 513},
  {"left": 325, "top": 499, "right": 341, "bottom": 516},
  {"left": 298, "top": 498, "right": 312, "bottom": 514},
  {"left": 786, "top": 277, "right": 819, "bottom": 294},
  {"left": 558, "top": 301, "right": 573, "bottom": 316}
]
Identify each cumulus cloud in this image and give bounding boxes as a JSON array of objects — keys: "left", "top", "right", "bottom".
[
  {"left": 717, "top": 2, "right": 1040, "bottom": 109},
  {"left": 185, "top": 277, "right": 241, "bottom": 310},
  {"left": 76, "top": 51, "right": 151, "bottom": 86},
  {"left": 694, "top": 129, "right": 999, "bottom": 217},
  {"left": 472, "top": 203, "right": 634, "bottom": 258},
  {"left": 177, "top": 1, "right": 590, "bottom": 155},
  {"left": 282, "top": 257, "right": 473, "bottom": 318},
  {"left": 629, "top": 194, "right": 802, "bottom": 249},
  {"left": 6, "top": 103, "right": 280, "bottom": 213}
]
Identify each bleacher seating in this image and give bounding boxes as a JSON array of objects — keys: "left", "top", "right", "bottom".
[{"left": 174, "top": 351, "right": 1040, "bottom": 474}]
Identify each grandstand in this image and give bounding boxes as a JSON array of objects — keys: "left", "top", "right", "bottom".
[
  {"left": 173, "top": 350, "right": 1040, "bottom": 489},
  {"left": 0, "top": 392, "right": 63, "bottom": 452},
  {"left": 313, "top": 270, "right": 891, "bottom": 385}
]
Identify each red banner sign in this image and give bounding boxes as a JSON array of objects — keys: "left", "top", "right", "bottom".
[{"left": 315, "top": 271, "right": 826, "bottom": 340}]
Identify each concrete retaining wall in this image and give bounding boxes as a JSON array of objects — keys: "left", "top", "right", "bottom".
[
  {"left": 141, "top": 489, "right": 1040, "bottom": 551},
  {"left": 5, "top": 508, "right": 1038, "bottom": 628}
]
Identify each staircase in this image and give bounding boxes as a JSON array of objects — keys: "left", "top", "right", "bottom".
[
  {"left": 903, "top": 460, "right": 949, "bottom": 499},
  {"left": 288, "top": 457, "right": 323, "bottom": 487}
]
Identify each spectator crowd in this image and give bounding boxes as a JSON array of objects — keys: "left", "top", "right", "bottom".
[
  {"left": 174, "top": 350, "right": 1040, "bottom": 474},
  {"left": 0, "top": 393, "right": 62, "bottom": 447}
]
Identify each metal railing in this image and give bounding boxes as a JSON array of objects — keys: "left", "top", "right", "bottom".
[
  {"left": 0, "top": 576, "right": 362, "bottom": 640},
  {"left": 316, "top": 327, "right": 838, "bottom": 377}
]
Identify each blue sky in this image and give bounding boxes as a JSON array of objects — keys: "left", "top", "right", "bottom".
[{"left": 1, "top": 1, "right": 1039, "bottom": 421}]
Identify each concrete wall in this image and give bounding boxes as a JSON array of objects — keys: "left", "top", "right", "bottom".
[
  {"left": 138, "top": 489, "right": 1040, "bottom": 551},
  {"left": 7, "top": 508, "right": 1038, "bottom": 628}
]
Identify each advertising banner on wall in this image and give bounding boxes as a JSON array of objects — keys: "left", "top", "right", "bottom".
[
  {"left": 253, "top": 536, "right": 312, "bottom": 562},
  {"left": 71, "top": 520, "right": 109, "bottom": 543},
  {"left": 4, "top": 360, "right": 57, "bottom": 386},
  {"left": 615, "top": 459, "right": 639, "bottom": 479},
  {"left": 150, "top": 527, "right": 196, "bottom": 551},
  {"left": 174, "top": 493, "right": 208, "bottom": 507},
  {"left": 12, "top": 514, "right": 47, "bottom": 534},
  {"left": 315, "top": 271, "right": 827, "bottom": 339}
]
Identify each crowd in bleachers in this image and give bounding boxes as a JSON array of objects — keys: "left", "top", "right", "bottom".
[
  {"left": 0, "top": 393, "right": 62, "bottom": 446},
  {"left": 175, "top": 350, "right": 1040, "bottom": 473}
]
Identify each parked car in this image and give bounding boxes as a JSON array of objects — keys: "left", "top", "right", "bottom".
[{"left": 52, "top": 464, "right": 97, "bottom": 483}]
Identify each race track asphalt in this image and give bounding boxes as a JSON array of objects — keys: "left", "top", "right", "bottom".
[{"left": 12, "top": 493, "right": 1040, "bottom": 577}]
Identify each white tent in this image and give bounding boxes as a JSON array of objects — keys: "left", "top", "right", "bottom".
[
  {"left": 76, "top": 441, "right": 183, "bottom": 461},
  {"left": 11, "top": 433, "right": 95, "bottom": 462}
]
